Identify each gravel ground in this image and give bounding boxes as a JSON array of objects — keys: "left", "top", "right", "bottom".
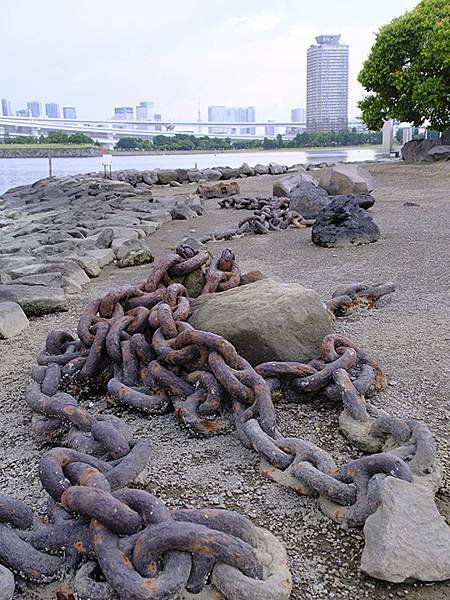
[{"left": 1, "top": 161, "right": 449, "bottom": 599}]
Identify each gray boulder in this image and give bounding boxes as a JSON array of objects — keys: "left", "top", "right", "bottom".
[
  {"left": 427, "top": 145, "right": 450, "bottom": 161},
  {"left": 201, "top": 169, "right": 222, "bottom": 181},
  {"left": 8, "top": 272, "right": 64, "bottom": 288},
  {"left": 190, "top": 279, "right": 331, "bottom": 365},
  {"left": 289, "top": 181, "right": 330, "bottom": 219},
  {"left": 176, "top": 168, "right": 189, "bottom": 183},
  {"left": 157, "top": 169, "right": 178, "bottom": 185},
  {"left": 84, "top": 248, "right": 115, "bottom": 268},
  {"left": 440, "top": 129, "right": 450, "bottom": 145},
  {"left": 170, "top": 202, "right": 198, "bottom": 220},
  {"left": 0, "top": 301, "right": 29, "bottom": 339},
  {"left": 219, "top": 168, "right": 240, "bottom": 180},
  {"left": 311, "top": 196, "right": 380, "bottom": 247},
  {"left": 361, "top": 476, "right": 450, "bottom": 582},
  {"left": 273, "top": 170, "right": 314, "bottom": 197},
  {"left": 254, "top": 164, "right": 270, "bottom": 175},
  {"left": 116, "top": 239, "right": 154, "bottom": 268},
  {"left": 401, "top": 139, "right": 437, "bottom": 162},
  {"left": 141, "top": 170, "right": 158, "bottom": 186},
  {"left": 0, "top": 285, "right": 68, "bottom": 316},
  {"left": 318, "top": 164, "right": 374, "bottom": 195},
  {"left": 187, "top": 169, "right": 202, "bottom": 182},
  {"left": 268, "top": 162, "right": 284, "bottom": 175},
  {"left": 238, "top": 163, "right": 254, "bottom": 176}
]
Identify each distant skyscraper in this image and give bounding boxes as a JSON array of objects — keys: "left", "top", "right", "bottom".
[
  {"left": 136, "top": 101, "right": 154, "bottom": 130},
  {"left": 291, "top": 108, "right": 305, "bottom": 123},
  {"left": 306, "top": 35, "right": 348, "bottom": 132},
  {"left": 63, "top": 106, "right": 77, "bottom": 119},
  {"left": 208, "top": 105, "right": 255, "bottom": 135},
  {"left": 46, "top": 103, "right": 60, "bottom": 118},
  {"left": 113, "top": 106, "right": 134, "bottom": 129},
  {"left": 27, "top": 101, "right": 41, "bottom": 117},
  {"left": 1, "top": 99, "right": 12, "bottom": 116}
]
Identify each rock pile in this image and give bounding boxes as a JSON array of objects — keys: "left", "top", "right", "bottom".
[
  {"left": 0, "top": 174, "right": 204, "bottom": 332},
  {"left": 402, "top": 130, "right": 450, "bottom": 162}
]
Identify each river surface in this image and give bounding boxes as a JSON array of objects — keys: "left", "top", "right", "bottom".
[{"left": 0, "top": 147, "right": 382, "bottom": 195}]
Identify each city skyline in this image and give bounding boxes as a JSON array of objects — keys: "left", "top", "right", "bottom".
[{"left": 1, "top": 0, "right": 419, "bottom": 123}]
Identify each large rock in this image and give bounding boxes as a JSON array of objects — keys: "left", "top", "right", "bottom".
[
  {"left": 201, "top": 169, "right": 222, "bottom": 181},
  {"left": 156, "top": 169, "right": 179, "bottom": 185},
  {"left": 0, "top": 285, "right": 68, "bottom": 316},
  {"left": 273, "top": 170, "right": 314, "bottom": 197},
  {"left": 401, "top": 139, "right": 437, "bottom": 162},
  {"left": 141, "top": 170, "right": 158, "bottom": 186},
  {"left": 0, "top": 301, "right": 29, "bottom": 339},
  {"left": 254, "top": 164, "right": 270, "bottom": 175},
  {"left": 8, "top": 272, "right": 64, "bottom": 288},
  {"left": 0, "top": 564, "right": 15, "bottom": 600},
  {"left": 311, "top": 196, "right": 380, "bottom": 247},
  {"left": 318, "top": 164, "right": 374, "bottom": 195},
  {"left": 361, "top": 477, "right": 450, "bottom": 582},
  {"left": 427, "top": 145, "right": 450, "bottom": 161},
  {"left": 189, "top": 279, "right": 331, "bottom": 365},
  {"left": 170, "top": 201, "right": 198, "bottom": 220},
  {"left": 289, "top": 181, "right": 330, "bottom": 219},
  {"left": 268, "top": 162, "right": 284, "bottom": 175},
  {"left": 116, "top": 239, "right": 154, "bottom": 268}
]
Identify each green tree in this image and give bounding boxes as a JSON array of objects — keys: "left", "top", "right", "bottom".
[{"left": 358, "top": 0, "right": 450, "bottom": 132}]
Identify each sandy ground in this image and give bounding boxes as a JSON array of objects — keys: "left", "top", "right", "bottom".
[{"left": 1, "top": 161, "right": 449, "bottom": 599}]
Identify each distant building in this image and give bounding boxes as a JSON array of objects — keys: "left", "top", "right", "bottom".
[
  {"left": 63, "top": 106, "right": 77, "bottom": 119},
  {"left": 136, "top": 101, "right": 154, "bottom": 130},
  {"left": 27, "top": 101, "right": 41, "bottom": 117},
  {"left": 1, "top": 98, "right": 12, "bottom": 116},
  {"left": 46, "top": 103, "right": 60, "bottom": 118},
  {"left": 154, "top": 113, "right": 162, "bottom": 131},
  {"left": 288, "top": 107, "right": 306, "bottom": 134},
  {"left": 114, "top": 106, "right": 134, "bottom": 120},
  {"left": 208, "top": 105, "right": 256, "bottom": 135},
  {"left": 306, "top": 35, "right": 348, "bottom": 132},
  {"left": 16, "top": 109, "right": 31, "bottom": 117},
  {"left": 265, "top": 120, "right": 276, "bottom": 136}
]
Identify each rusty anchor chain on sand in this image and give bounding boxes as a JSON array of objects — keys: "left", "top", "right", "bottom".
[{"left": 0, "top": 243, "right": 438, "bottom": 599}]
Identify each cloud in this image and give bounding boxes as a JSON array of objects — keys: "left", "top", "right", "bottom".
[{"left": 227, "top": 11, "right": 282, "bottom": 34}]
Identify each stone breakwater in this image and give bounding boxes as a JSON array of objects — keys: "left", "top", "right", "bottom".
[{"left": 0, "top": 146, "right": 103, "bottom": 158}]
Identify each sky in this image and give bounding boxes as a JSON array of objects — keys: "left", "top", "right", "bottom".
[{"left": 1, "top": 0, "right": 419, "bottom": 122}]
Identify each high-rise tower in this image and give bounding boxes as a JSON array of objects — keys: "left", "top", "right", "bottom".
[{"left": 306, "top": 35, "right": 349, "bottom": 132}]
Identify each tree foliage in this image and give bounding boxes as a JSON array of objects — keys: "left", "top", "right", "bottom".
[
  {"left": 115, "top": 129, "right": 381, "bottom": 152},
  {"left": 358, "top": 0, "right": 450, "bottom": 131}
]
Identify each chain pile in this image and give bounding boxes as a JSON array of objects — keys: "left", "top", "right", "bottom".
[
  {"left": 200, "top": 197, "right": 313, "bottom": 242},
  {"left": 0, "top": 244, "right": 439, "bottom": 600},
  {"left": 326, "top": 282, "right": 396, "bottom": 318}
]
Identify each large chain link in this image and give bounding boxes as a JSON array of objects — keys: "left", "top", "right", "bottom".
[{"left": 0, "top": 243, "right": 437, "bottom": 599}]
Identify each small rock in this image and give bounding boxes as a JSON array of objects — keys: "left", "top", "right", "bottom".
[
  {"left": 318, "top": 164, "right": 374, "bottom": 195},
  {"left": 361, "top": 476, "right": 450, "bottom": 582},
  {"left": 116, "top": 239, "right": 154, "bottom": 268},
  {"left": 96, "top": 228, "right": 114, "bottom": 249},
  {"left": 0, "top": 285, "right": 68, "bottom": 316},
  {"left": 0, "top": 301, "right": 29, "bottom": 339}
]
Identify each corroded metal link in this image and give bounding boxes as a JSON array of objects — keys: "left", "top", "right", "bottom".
[
  {"left": 145, "top": 253, "right": 183, "bottom": 292},
  {"left": 168, "top": 251, "right": 209, "bottom": 278},
  {"left": 105, "top": 440, "right": 153, "bottom": 490},
  {"left": 39, "top": 448, "right": 111, "bottom": 501},
  {"left": 77, "top": 298, "right": 102, "bottom": 346},
  {"left": 173, "top": 390, "right": 226, "bottom": 436},
  {"left": 292, "top": 348, "right": 357, "bottom": 393},
  {"left": 126, "top": 307, "right": 151, "bottom": 335},
  {"left": 79, "top": 321, "right": 109, "bottom": 380},
  {"left": 92, "top": 519, "right": 192, "bottom": 600},
  {"left": 45, "top": 330, "right": 75, "bottom": 355},
  {"left": 108, "top": 377, "right": 170, "bottom": 414},
  {"left": 407, "top": 419, "right": 436, "bottom": 475},
  {"left": 148, "top": 360, "right": 194, "bottom": 397},
  {"left": 208, "top": 351, "right": 253, "bottom": 403},
  {"left": 332, "top": 283, "right": 370, "bottom": 298},
  {"left": 132, "top": 521, "right": 263, "bottom": 580},
  {"left": 370, "top": 415, "right": 411, "bottom": 443},
  {"left": 0, "top": 523, "right": 63, "bottom": 582},
  {"left": 120, "top": 339, "right": 139, "bottom": 386},
  {"left": 256, "top": 361, "right": 317, "bottom": 379},
  {"left": 40, "top": 363, "right": 61, "bottom": 396},
  {"left": 0, "top": 497, "right": 33, "bottom": 530},
  {"left": 26, "top": 383, "right": 94, "bottom": 431},
  {"left": 185, "top": 370, "right": 223, "bottom": 416},
  {"left": 125, "top": 288, "right": 165, "bottom": 310},
  {"left": 62, "top": 486, "right": 143, "bottom": 535},
  {"left": 99, "top": 285, "right": 142, "bottom": 318},
  {"left": 244, "top": 419, "right": 292, "bottom": 470},
  {"left": 332, "top": 368, "right": 369, "bottom": 422},
  {"left": 106, "top": 315, "right": 134, "bottom": 364},
  {"left": 64, "top": 461, "right": 111, "bottom": 491}
]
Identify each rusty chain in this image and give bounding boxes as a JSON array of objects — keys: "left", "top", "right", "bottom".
[{"left": 0, "top": 243, "right": 437, "bottom": 599}]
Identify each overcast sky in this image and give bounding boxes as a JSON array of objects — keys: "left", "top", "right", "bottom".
[{"left": 2, "top": 0, "right": 418, "bottom": 122}]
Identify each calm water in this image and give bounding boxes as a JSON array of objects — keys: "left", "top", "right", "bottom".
[{"left": 0, "top": 147, "right": 381, "bottom": 195}]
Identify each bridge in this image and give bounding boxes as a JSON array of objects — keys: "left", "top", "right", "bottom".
[{"left": 0, "top": 116, "right": 365, "bottom": 149}]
